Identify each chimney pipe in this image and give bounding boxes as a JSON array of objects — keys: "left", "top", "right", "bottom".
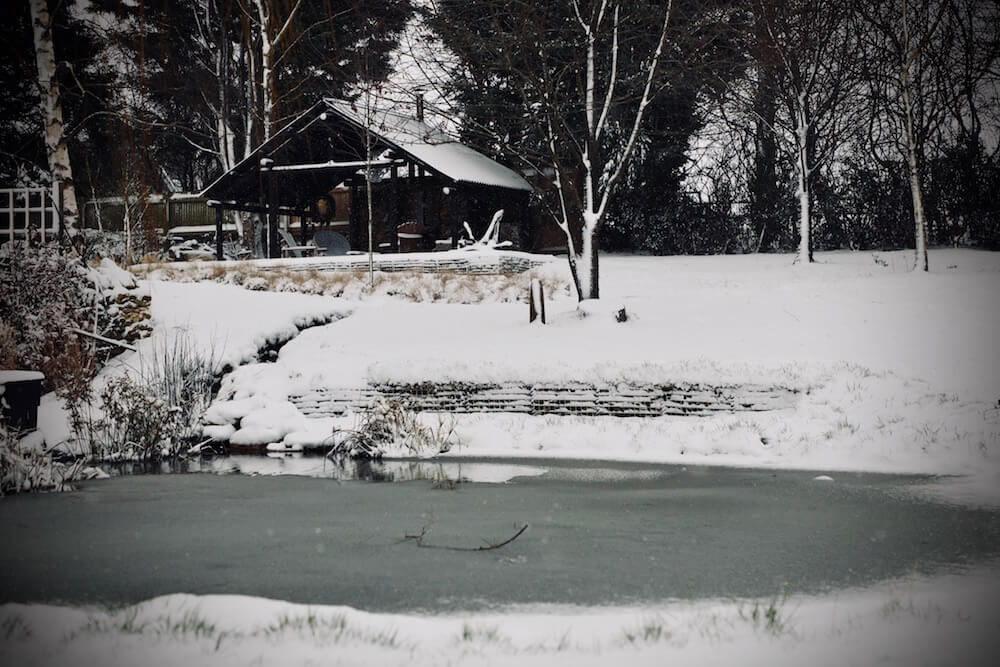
[{"left": 415, "top": 93, "right": 424, "bottom": 122}]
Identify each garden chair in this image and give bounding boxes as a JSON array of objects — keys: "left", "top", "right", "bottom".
[{"left": 278, "top": 229, "right": 324, "bottom": 257}]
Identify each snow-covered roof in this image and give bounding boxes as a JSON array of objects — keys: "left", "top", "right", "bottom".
[
  {"left": 323, "top": 99, "right": 532, "bottom": 192},
  {"left": 200, "top": 99, "right": 533, "bottom": 203}
]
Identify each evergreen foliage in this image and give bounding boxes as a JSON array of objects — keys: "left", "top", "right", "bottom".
[{"left": 2, "top": 0, "right": 997, "bottom": 257}]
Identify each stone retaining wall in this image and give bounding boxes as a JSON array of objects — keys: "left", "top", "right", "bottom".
[{"left": 291, "top": 381, "right": 799, "bottom": 419}]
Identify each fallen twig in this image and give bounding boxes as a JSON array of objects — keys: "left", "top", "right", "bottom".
[
  {"left": 403, "top": 523, "right": 529, "bottom": 552},
  {"left": 67, "top": 327, "right": 137, "bottom": 352}
]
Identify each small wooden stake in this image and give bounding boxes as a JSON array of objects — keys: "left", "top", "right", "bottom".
[{"left": 529, "top": 278, "right": 546, "bottom": 324}]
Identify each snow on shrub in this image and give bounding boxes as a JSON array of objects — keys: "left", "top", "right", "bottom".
[
  {"left": 70, "top": 333, "right": 220, "bottom": 462},
  {"left": 328, "top": 398, "right": 458, "bottom": 460},
  {"left": 0, "top": 246, "right": 152, "bottom": 394},
  {"left": 0, "top": 425, "right": 105, "bottom": 497},
  {"left": 138, "top": 263, "right": 571, "bottom": 304},
  {"left": 0, "top": 246, "right": 96, "bottom": 394},
  {"left": 94, "top": 375, "right": 174, "bottom": 461}
]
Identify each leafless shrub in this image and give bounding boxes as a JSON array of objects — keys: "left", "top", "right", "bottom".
[
  {"left": 90, "top": 375, "right": 174, "bottom": 461},
  {"left": 327, "top": 398, "right": 457, "bottom": 460},
  {"left": 0, "top": 426, "right": 89, "bottom": 496},
  {"left": 73, "top": 334, "right": 218, "bottom": 462},
  {"left": 0, "top": 247, "right": 95, "bottom": 388},
  {"left": 1, "top": 246, "right": 152, "bottom": 394},
  {"left": 139, "top": 334, "right": 219, "bottom": 446}
]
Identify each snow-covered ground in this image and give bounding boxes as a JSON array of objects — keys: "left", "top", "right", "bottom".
[
  {"left": 2, "top": 564, "right": 997, "bottom": 666},
  {"left": 19, "top": 248, "right": 1000, "bottom": 665},
  {"left": 160, "top": 248, "right": 1000, "bottom": 505}
]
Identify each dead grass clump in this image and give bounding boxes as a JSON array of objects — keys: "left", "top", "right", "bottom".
[
  {"left": 204, "top": 264, "right": 229, "bottom": 281},
  {"left": 148, "top": 262, "right": 569, "bottom": 303}
]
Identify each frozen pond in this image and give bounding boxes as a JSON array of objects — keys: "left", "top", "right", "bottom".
[{"left": 1, "top": 459, "right": 998, "bottom": 612}]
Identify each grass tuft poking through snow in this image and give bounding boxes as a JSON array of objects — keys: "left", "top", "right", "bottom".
[
  {"left": 257, "top": 611, "right": 403, "bottom": 648},
  {"left": 2, "top": 564, "right": 999, "bottom": 666},
  {"left": 0, "top": 614, "right": 31, "bottom": 641},
  {"left": 621, "top": 615, "right": 675, "bottom": 645}
]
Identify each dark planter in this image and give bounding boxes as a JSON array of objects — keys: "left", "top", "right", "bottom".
[{"left": 0, "top": 371, "right": 45, "bottom": 432}]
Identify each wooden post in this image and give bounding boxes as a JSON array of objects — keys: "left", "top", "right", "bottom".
[
  {"left": 417, "top": 165, "right": 426, "bottom": 227},
  {"left": 458, "top": 191, "right": 470, "bottom": 247},
  {"left": 349, "top": 182, "right": 361, "bottom": 249},
  {"left": 389, "top": 166, "right": 399, "bottom": 253},
  {"left": 260, "top": 158, "right": 279, "bottom": 258},
  {"left": 407, "top": 161, "right": 416, "bottom": 227},
  {"left": 164, "top": 191, "right": 172, "bottom": 236},
  {"left": 214, "top": 204, "right": 224, "bottom": 260},
  {"left": 529, "top": 278, "right": 546, "bottom": 324},
  {"left": 54, "top": 180, "right": 63, "bottom": 243},
  {"left": 268, "top": 175, "right": 279, "bottom": 259},
  {"left": 298, "top": 194, "right": 308, "bottom": 246},
  {"left": 448, "top": 187, "right": 459, "bottom": 249}
]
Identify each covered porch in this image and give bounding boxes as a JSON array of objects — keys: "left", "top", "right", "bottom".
[{"left": 200, "top": 98, "right": 534, "bottom": 260}]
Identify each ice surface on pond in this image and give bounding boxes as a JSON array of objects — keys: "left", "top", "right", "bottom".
[{"left": 184, "top": 454, "right": 549, "bottom": 484}]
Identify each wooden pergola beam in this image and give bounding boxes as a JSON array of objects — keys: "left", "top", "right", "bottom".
[
  {"left": 207, "top": 200, "right": 313, "bottom": 216},
  {"left": 269, "top": 159, "right": 404, "bottom": 172}
]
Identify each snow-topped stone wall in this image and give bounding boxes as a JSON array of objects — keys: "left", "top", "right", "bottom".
[{"left": 291, "top": 381, "right": 799, "bottom": 419}]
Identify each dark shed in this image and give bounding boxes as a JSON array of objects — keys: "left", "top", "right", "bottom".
[{"left": 200, "top": 99, "right": 533, "bottom": 259}]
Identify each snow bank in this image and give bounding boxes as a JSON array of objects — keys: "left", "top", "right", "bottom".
[
  {"left": 28, "top": 249, "right": 992, "bottom": 500},
  {"left": 2, "top": 564, "right": 997, "bottom": 666},
  {"left": 180, "top": 249, "right": 1000, "bottom": 504},
  {"left": 142, "top": 280, "right": 350, "bottom": 371}
]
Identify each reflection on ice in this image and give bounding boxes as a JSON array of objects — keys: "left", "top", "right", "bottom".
[{"left": 153, "top": 454, "right": 550, "bottom": 484}]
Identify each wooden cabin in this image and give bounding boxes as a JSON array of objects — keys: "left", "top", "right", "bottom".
[{"left": 200, "top": 99, "right": 535, "bottom": 259}]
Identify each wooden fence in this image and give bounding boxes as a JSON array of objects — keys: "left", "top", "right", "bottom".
[
  {"left": 0, "top": 188, "right": 219, "bottom": 242},
  {"left": 81, "top": 194, "right": 214, "bottom": 232}
]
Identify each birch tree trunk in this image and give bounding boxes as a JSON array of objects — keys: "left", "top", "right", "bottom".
[
  {"left": 28, "top": 0, "right": 79, "bottom": 234},
  {"left": 899, "top": 1, "right": 930, "bottom": 272},
  {"left": 756, "top": 0, "right": 863, "bottom": 266},
  {"left": 858, "top": 0, "right": 948, "bottom": 272},
  {"left": 901, "top": 69, "right": 929, "bottom": 272},
  {"left": 251, "top": 0, "right": 303, "bottom": 143},
  {"left": 241, "top": 26, "right": 257, "bottom": 157},
  {"left": 215, "top": 2, "right": 237, "bottom": 174},
  {"left": 253, "top": 0, "right": 275, "bottom": 142},
  {"left": 560, "top": 0, "right": 671, "bottom": 301},
  {"left": 794, "top": 100, "right": 813, "bottom": 263}
]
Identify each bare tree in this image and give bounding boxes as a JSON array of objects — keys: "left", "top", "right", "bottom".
[
  {"left": 562, "top": 0, "right": 675, "bottom": 299},
  {"left": 247, "top": 0, "right": 304, "bottom": 141},
  {"left": 754, "top": 0, "right": 865, "bottom": 263},
  {"left": 859, "top": 0, "right": 955, "bottom": 271},
  {"left": 698, "top": 9, "right": 791, "bottom": 253},
  {"left": 426, "top": 0, "right": 684, "bottom": 300},
  {"left": 944, "top": 0, "right": 999, "bottom": 148}
]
